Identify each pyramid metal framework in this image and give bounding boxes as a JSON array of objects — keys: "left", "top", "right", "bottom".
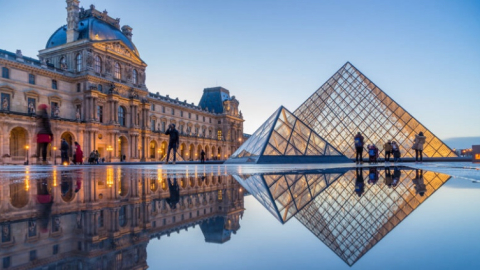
[
  {"left": 235, "top": 168, "right": 451, "bottom": 266},
  {"left": 294, "top": 62, "right": 457, "bottom": 159},
  {"left": 296, "top": 168, "right": 451, "bottom": 266},
  {"left": 232, "top": 168, "right": 348, "bottom": 222},
  {"left": 226, "top": 106, "right": 349, "bottom": 164}
]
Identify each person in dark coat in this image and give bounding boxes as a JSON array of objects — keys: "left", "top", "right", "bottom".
[
  {"left": 392, "top": 167, "right": 401, "bottom": 187},
  {"left": 165, "top": 178, "right": 180, "bottom": 209},
  {"left": 355, "top": 167, "right": 365, "bottom": 197},
  {"left": 200, "top": 150, "right": 206, "bottom": 164},
  {"left": 37, "top": 104, "right": 53, "bottom": 164},
  {"left": 384, "top": 167, "right": 393, "bottom": 188},
  {"left": 354, "top": 132, "right": 365, "bottom": 164},
  {"left": 60, "top": 138, "right": 69, "bottom": 165},
  {"left": 412, "top": 169, "right": 426, "bottom": 196},
  {"left": 165, "top": 124, "right": 179, "bottom": 164}
]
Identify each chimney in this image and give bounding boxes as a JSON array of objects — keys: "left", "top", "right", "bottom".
[
  {"left": 122, "top": 25, "right": 133, "bottom": 40},
  {"left": 66, "top": 0, "right": 80, "bottom": 43}
]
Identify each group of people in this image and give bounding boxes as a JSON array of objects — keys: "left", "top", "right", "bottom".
[
  {"left": 355, "top": 167, "right": 426, "bottom": 197},
  {"left": 354, "top": 131, "right": 426, "bottom": 164},
  {"left": 88, "top": 150, "right": 104, "bottom": 164}
]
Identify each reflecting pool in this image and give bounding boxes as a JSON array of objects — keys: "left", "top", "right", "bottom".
[{"left": 0, "top": 163, "right": 479, "bottom": 270}]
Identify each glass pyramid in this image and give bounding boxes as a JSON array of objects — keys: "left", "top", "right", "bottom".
[
  {"left": 232, "top": 168, "right": 348, "bottom": 223},
  {"left": 295, "top": 168, "right": 451, "bottom": 266},
  {"left": 294, "top": 62, "right": 457, "bottom": 159},
  {"left": 227, "top": 106, "right": 349, "bottom": 164},
  {"left": 234, "top": 168, "right": 451, "bottom": 266}
]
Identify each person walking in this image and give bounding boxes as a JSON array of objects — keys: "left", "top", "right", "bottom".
[
  {"left": 36, "top": 104, "right": 53, "bottom": 165},
  {"left": 74, "top": 142, "right": 83, "bottom": 165},
  {"left": 200, "top": 149, "right": 206, "bottom": 164},
  {"left": 412, "top": 132, "right": 426, "bottom": 163},
  {"left": 383, "top": 140, "right": 393, "bottom": 163},
  {"left": 165, "top": 124, "right": 179, "bottom": 164},
  {"left": 60, "top": 138, "right": 69, "bottom": 165},
  {"left": 354, "top": 132, "right": 365, "bottom": 165}
]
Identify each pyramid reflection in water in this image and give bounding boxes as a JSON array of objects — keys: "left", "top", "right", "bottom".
[
  {"left": 234, "top": 167, "right": 451, "bottom": 266},
  {"left": 294, "top": 62, "right": 456, "bottom": 159},
  {"left": 226, "top": 106, "right": 349, "bottom": 164}
]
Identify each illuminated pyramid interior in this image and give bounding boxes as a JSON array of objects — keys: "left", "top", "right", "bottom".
[
  {"left": 227, "top": 106, "right": 349, "bottom": 164},
  {"left": 294, "top": 62, "right": 456, "bottom": 159}
]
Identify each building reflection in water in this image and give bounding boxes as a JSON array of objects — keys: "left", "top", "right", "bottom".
[
  {"left": 233, "top": 167, "right": 451, "bottom": 266},
  {"left": 0, "top": 166, "right": 244, "bottom": 270}
]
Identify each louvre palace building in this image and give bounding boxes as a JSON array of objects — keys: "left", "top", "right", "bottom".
[{"left": 0, "top": 0, "right": 244, "bottom": 164}]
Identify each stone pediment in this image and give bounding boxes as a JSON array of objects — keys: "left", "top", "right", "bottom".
[{"left": 93, "top": 41, "right": 144, "bottom": 64}]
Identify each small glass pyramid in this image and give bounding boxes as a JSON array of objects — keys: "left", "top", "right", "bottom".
[
  {"left": 232, "top": 168, "right": 347, "bottom": 223},
  {"left": 294, "top": 62, "right": 457, "bottom": 159},
  {"left": 226, "top": 106, "right": 349, "bottom": 164}
]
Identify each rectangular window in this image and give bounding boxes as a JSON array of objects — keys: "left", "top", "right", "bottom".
[
  {"left": 3, "top": 257, "right": 10, "bottom": 269},
  {"left": 52, "top": 79, "right": 57, "bottom": 89},
  {"left": 172, "top": 216, "right": 175, "bottom": 222},
  {"left": 1, "top": 93, "right": 11, "bottom": 111},
  {"left": 180, "top": 111, "right": 183, "bottom": 117},
  {"left": 151, "top": 120, "right": 155, "bottom": 131},
  {"left": 196, "top": 115, "right": 199, "bottom": 120},
  {"left": 203, "top": 116, "right": 205, "bottom": 122},
  {"left": 181, "top": 214, "right": 184, "bottom": 221},
  {"left": 29, "top": 250, "right": 36, "bottom": 261},
  {"left": 1, "top": 67, "right": 9, "bottom": 79},
  {"left": 188, "top": 112, "right": 191, "bottom": 119},
  {"left": 97, "top": 105, "right": 103, "bottom": 123},
  {"left": 163, "top": 218, "right": 166, "bottom": 225},
  {"left": 152, "top": 221, "right": 156, "bottom": 228},
  {"left": 51, "top": 102, "right": 58, "bottom": 117},
  {"left": 171, "top": 108, "right": 174, "bottom": 115},
  {"left": 77, "top": 83, "right": 81, "bottom": 92},
  {"left": 98, "top": 210, "right": 104, "bottom": 227},
  {"left": 53, "top": 244, "right": 59, "bottom": 255},
  {"left": 209, "top": 118, "right": 212, "bottom": 123},
  {"left": 78, "top": 242, "right": 82, "bottom": 251},
  {"left": 28, "top": 74, "right": 35, "bottom": 84},
  {"left": 162, "top": 122, "right": 166, "bottom": 132},
  {"left": 151, "top": 104, "right": 155, "bottom": 111},
  {"left": 162, "top": 106, "right": 165, "bottom": 113}
]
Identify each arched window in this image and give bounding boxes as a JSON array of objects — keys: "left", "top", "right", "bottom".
[
  {"left": 118, "top": 106, "right": 125, "bottom": 126},
  {"left": 94, "top": 56, "right": 101, "bottom": 73},
  {"left": 132, "top": 69, "right": 137, "bottom": 84},
  {"left": 114, "top": 62, "right": 121, "bottom": 79},
  {"left": 76, "top": 53, "right": 82, "bottom": 72}
]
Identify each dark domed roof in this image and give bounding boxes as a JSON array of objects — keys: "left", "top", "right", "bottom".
[{"left": 46, "top": 17, "right": 140, "bottom": 57}]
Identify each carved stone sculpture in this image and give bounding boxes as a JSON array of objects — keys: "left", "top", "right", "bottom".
[
  {"left": 2, "top": 97, "right": 8, "bottom": 111},
  {"left": 54, "top": 106, "right": 60, "bottom": 118},
  {"left": 76, "top": 108, "right": 81, "bottom": 121}
]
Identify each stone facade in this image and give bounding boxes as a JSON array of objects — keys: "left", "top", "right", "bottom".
[
  {"left": 0, "top": 167, "right": 244, "bottom": 269},
  {"left": 0, "top": 1, "right": 244, "bottom": 165}
]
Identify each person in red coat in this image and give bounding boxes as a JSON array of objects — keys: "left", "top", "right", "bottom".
[
  {"left": 74, "top": 141, "right": 83, "bottom": 165},
  {"left": 37, "top": 104, "right": 53, "bottom": 164}
]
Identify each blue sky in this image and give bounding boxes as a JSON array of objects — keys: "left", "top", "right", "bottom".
[{"left": 1, "top": 0, "right": 479, "bottom": 140}]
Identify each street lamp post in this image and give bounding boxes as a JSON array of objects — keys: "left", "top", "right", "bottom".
[
  {"left": 25, "top": 145, "right": 29, "bottom": 165},
  {"left": 53, "top": 146, "right": 57, "bottom": 165}
]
